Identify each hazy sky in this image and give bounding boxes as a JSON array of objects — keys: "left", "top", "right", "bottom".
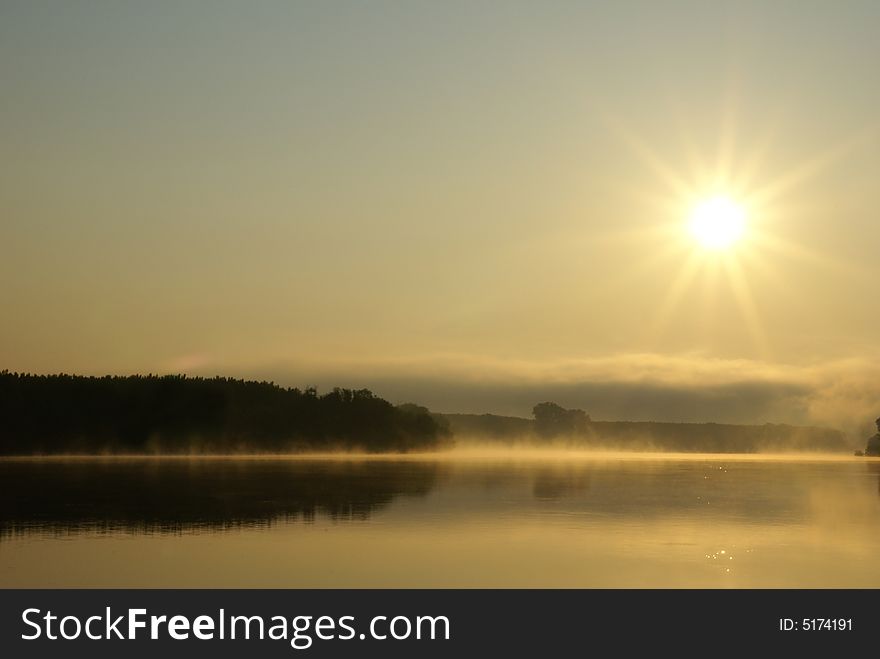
[{"left": 3, "top": 2, "right": 880, "bottom": 429}]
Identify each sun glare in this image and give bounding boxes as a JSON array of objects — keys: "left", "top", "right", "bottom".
[{"left": 689, "top": 196, "right": 745, "bottom": 250}]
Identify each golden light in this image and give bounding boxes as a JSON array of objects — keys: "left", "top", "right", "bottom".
[
  {"left": 605, "top": 105, "right": 859, "bottom": 358},
  {"left": 689, "top": 196, "right": 745, "bottom": 250}
]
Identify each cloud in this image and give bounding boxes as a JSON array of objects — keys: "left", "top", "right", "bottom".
[{"left": 175, "top": 351, "right": 880, "bottom": 440}]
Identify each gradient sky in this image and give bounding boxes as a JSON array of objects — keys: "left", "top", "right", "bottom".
[{"left": 3, "top": 1, "right": 880, "bottom": 430}]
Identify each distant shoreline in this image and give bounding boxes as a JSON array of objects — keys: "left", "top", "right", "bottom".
[
  {"left": 439, "top": 412, "right": 852, "bottom": 454},
  {"left": 0, "top": 449, "right": 870, "bottom": 462},
  {"left": 1, "top": 371, "right": 854, "bottom": 455}
]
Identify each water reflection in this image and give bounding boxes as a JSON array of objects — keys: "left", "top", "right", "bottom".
[
  {"left": 2, "top": 455, "right": 880, "bottom": 587},
  {"left": 0, "top": 458, "right": 439, "bottom": 536},
  {"left": 1, "top": 456, "right": 863, "bottom": 537},
  {"left": 532, "top": 466, "right": 592, "bottom": 500},
  {"left": 867, "top": 459, "right": 880, "bottom": 496}
]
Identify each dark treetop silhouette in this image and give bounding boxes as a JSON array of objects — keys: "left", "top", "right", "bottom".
[
  {"left": 0, "top": 371, "right": 450, "bottom": 454},
  {"left": 865, "top": 418, "right": 880, "bottom": 456},
  {"left": 0, "top": 371, "right": 854, "bottom": 455}
]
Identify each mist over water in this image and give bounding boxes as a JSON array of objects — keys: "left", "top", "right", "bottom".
[{"left": 2, "top": 451, "right": 879, "bottom": 588}]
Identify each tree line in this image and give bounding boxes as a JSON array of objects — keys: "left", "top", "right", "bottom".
[
  {"left": 0, "top": 371, "right": 450, "bottom": 454},
  {"left": 442, "top": 401, "right": 850, "bottom": 453}
]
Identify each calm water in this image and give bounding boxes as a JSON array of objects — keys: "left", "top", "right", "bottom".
[{"left": 2, "top": 452, "right": 879, "bottom": 588}]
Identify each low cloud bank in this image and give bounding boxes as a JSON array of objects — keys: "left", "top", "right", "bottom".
[{"left": 179, "top": 352, "right": 880, "bottom": 441}]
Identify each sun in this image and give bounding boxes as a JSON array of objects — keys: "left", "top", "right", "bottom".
[{"left": 689, "top": 196, "right": 746, "bottom": 250}]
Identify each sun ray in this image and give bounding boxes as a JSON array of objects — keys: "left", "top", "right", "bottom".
[
  {"left": 747, "top": 228, "right": 859, "bottom": 277},
  {"left": 594, "top": 239, "right": 690, "bottom": 305},
  {"left": 600, "top": 113, "right": 695, "bottom": 199},
  {"left": 715, "top": 72, "right": 741, "bottom": 183},
  {"left": 662, "top": 95, "right": 711, "bottom": 184},
  {"left": 747, "top": 126, "right": 879, "bottom": 208},
  {"left": 733, "top": 242, "right": 791, "bottom": 298},
  {"left": 722, "top": 254, "right": 771, "bottom": 358},
  {"left": 698, "top": 256, "right": 722, "bottom": 340},
  {"left": 597, "top": 98, "right": 875, "bottom": 361},
  {"left": 644, "top": 250, "right": 705, "bottom": 344},
  {"left": 726, "top": 104, "right": 790, "bottom": 193}
]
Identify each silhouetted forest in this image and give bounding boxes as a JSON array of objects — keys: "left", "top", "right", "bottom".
[
  {"left": 0, "top": 371, "right": 852, "bottom": 455},
  {"left": 0, "top": 372, "right": 450, "bottom": 454},
  {"left": 442, "top": 401, "right": 851, "bottom": 453}
]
